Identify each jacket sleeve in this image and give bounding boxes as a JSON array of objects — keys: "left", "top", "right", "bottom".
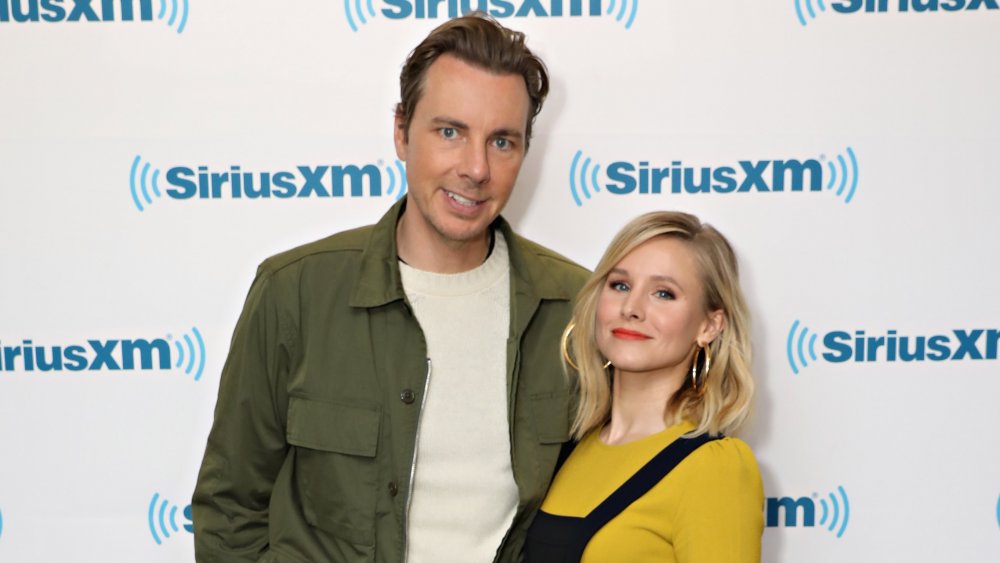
[{"left": 192, "top": 269, "right": 294, "bottom": 562}]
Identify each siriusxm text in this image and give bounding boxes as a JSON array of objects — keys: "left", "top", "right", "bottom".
[
  {"left": 0, "top": 0, "right": 152, "bottom": 22},
  {"left": 767, "top": 497, "right": 817, "bottom": 527},
  {"left": 167, "top": 165, "right": 385, "bottom": 199},
  {"left": 0, "top": 339, "right": 171, "bottom": 372},
  {"left": 832, "top": 0, "right": 998, "bottom": 12},
  {"left": 382, "top": 0, "right": 602, "bottom": 19},
  {"left": 823, "top": 329, "right": 1000, "bottom": 362},
  {"left": 606, "top": 159, "right": 823, "bottom": 195}
]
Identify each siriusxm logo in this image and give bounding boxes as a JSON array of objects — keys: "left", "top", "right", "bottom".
[
  {"left": 0, "top": 327, "right": 205, "bottom": 380},
  {"left": 129, "top": 155, "right": 407, "bottom": 212},
  {"left": 343, "top": 0, "right": 638, "bottom": 32},
  {"left": 148, "top": 493, "right": 192, "bottom": 545},
  {"left": 568, "top": 147, "right": 859, "bottom": 207},
  {"left": 796, "top": 0, "right": 997, "bottom": 26},
  {"left": 766, "top": 486, "right": 850, "bottom": 538},
  {"left": 787, "top": 320, "right": 1000, "bottom": 374},
  {"left": 0, "top": 0, "right": 189, "bottom": 33}
]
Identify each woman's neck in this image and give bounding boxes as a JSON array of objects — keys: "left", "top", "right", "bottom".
[{"left": 601, "top": 368, "right": 685, "bottom": 446}]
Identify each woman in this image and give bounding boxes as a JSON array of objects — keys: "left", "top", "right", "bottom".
[{"left": 524, "top": 211, "right": 763, "bottom": 562}]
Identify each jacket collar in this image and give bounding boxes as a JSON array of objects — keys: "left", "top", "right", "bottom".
[{"left": 349, "top": 197, "right": 577, "bottom": 310}]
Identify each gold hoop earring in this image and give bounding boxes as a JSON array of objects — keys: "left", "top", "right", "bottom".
[
  {"left": 603, "top": 359, "right": 612, "bottom": 369},
  {"left": 561, "top": 322, "right": 579, "bottom": 370},
  {"left": 691, "top": 344, "right": 712, "bottom": 390}
]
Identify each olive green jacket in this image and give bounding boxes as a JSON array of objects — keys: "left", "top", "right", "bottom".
[{"left": 193, "top": 199, "right": 589, "bottom": 563}]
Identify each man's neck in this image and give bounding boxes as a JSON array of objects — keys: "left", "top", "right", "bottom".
[{"left": 395, "top": 211, "right": 493, "bottom": 273}]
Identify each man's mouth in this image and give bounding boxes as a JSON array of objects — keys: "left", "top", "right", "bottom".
[{"left": 446, "top": 190, "right": 483, "bottom": 207}]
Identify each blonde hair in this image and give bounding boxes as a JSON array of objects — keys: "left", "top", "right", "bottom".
[{"left": 565, "top": 211, "right": 754, "bottom": 439}]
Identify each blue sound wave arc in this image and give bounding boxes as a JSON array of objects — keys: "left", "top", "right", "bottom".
[
  {"left": 193, "top": 327, "right": 206, "bottom": 381},
  {"left": 580, "top": 157, "right": 594, "bottom": 201},
  {"left": 141, "top": 162, "right": 153, "bottom": 205},
  {"left": 819, "top": 497, "right": 829, "bottom": 525},
  {"left": 0, "top": 508, "right": 3, "bottom": 541},
  {"left": 130, "top": 155, "right": 145, "bottom": 212},
  {"left": 836, "top": 486, "right": 849, "bottom": 538},
  {"left": 828, "top": 490, "right": 840, "bottom": 532},
  {"left": 173, "top": 340, "right": 184, "bottom": 369},
  {"left": 355, "top": 0, "right": 367, "bottom": 24},
  {"left": 184, "top": 334, "right": 196, "bottom": 376},
  {"left": 169, "top": 506, "right": 179, "bottom": 532},
  {"left": 826, "top": 161, "right": 836, "bottom": 190},
  {"left": 178, "top": 0, "right": 189, "bottom": 34},
  {"left": 625, "top": 0, "right": 638, "bottom": 29},
  {"left": 152, "top": 169, "right": 162, "bottom": 197},
  {"left": 159, "top": 498, "right": 170, "bottom": 539},
  {"left": 996, "top": 493, "right": 1000, "bottom": 529},
  {"left": 795, "top": 0, "right": 808, "bottom": 25},
  {"left": 606, "top": 0, "right": 638, "bottom": 29},
  {"left": 168, "top": 0, "right": 177, "bottom": 26},
  {"left": 158, "top": 0, "right": 166, "bottom": 19},
  {"left": 836, "top": 154, "right": 848, "bottom": 197},
  {"left": 845, "top": 147, "right": 858, "bottom": 203},
  {"left": 787, "top": 320, "right": 801, "bottom": 374},
  {"left": 809, "top": 333, "right": 818, "bottom": 361},
  {"left": 394, "top": 160, "right": 407, "bottom": 200},
  {"left": 797, "top": 324, "right": 810, "bottom": 369},
  {"left": 591, "top": 163, "right": 601, "bottom": 193},
  {"left": 149, "top": 493, "right": 163, "bottom": 545},
  {"left": 385, "top": 165, "right": 397, "bottom": 196},
  {"left": 367, "top": 0, "right": 375, "bottom": 18},
  {"left": 569, "top": 150, "right": 584, "bottom": 207},
  {"left": 344, "top": 0, "right": 358, "bottom": 32},
  {"left": 794, "top": 0, "right": 822, "bottom": 26}
]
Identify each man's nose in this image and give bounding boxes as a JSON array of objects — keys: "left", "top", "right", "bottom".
[{"left": 458, "top": 142, "right": 491, "bottom": 185}]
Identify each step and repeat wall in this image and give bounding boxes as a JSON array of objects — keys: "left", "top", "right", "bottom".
[{"left": 1, "top": 1, "right": 998, "bottom": 561}]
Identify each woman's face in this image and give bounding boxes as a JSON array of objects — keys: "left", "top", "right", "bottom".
[{"left": 595, "top": 236, "right": 721, "bottom": 380}]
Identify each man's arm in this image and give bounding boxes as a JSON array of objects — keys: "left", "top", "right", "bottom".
[{"left": 192, "top": 270, "right": 293, "bottom": 562}]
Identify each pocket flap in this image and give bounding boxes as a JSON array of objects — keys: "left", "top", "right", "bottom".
[
  {"left": 529, "top": 391, "right": 572, "bottom": 444},
  {"left": 287, "top": 396, "right": 381, "bottom": 457}
]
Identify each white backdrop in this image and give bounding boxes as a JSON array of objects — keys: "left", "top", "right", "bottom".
[{"left": 1, "top": 1, "right": 999, "bottom": 561}]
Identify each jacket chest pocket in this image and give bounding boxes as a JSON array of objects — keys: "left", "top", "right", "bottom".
[{"left": 287, "top": 395, "right": 382, "bottom": 548}]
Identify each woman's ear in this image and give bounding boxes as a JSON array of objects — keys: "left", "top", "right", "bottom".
[{"left": 698, "top": 309, "right": 726, "bottom": 347}]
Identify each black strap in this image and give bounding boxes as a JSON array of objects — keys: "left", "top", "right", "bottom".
[{"left": 581, "top": 432, "right": 718, "bottom": 534}]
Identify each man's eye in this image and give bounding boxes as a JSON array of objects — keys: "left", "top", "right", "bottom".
[
  {"left": 494, "top": 138, "right": 511, "bottom": 150},
  {"left": 440, "top": 127, "right": 457, "bottom": 139}
]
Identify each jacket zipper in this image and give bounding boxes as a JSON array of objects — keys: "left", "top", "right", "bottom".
[{"left": 401, "top": 357, "right": 432, "bottom": 563}]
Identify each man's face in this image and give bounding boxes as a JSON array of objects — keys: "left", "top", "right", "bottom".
[{"left": 394, "top": 54, "right": 531, "bottom": 248}]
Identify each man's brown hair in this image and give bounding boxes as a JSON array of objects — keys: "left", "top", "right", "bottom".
[{"left": 395, "top": 13, "right": 549, "bottom": 150}]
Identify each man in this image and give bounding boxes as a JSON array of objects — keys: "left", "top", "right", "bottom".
[{"left": 193, "top": 14, "right": 589, "bottom": 563}]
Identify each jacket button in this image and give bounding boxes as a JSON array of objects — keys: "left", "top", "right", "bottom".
[
  {"left": 388, "top": 481, "right": 399, "bottom": 497},
  {"left": 400, "top": 389, "right": 415, "bottom": 404}
]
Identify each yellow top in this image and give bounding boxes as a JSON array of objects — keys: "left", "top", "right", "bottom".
[{"left": 539, "top": 421, "right": 763, "bottom": 563}]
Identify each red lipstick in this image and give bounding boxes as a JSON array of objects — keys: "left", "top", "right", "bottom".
[{"left": 611, "top": 328, "right": 651, "bottom": 340}]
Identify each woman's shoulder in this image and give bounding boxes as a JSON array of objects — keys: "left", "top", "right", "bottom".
[{"left": 672, "top": 433, "right": 763, "bottom": 499}]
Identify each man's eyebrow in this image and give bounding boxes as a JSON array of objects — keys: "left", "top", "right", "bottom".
[
  {"left": 430, "top": 116, "right": 469, "bottom": 130},
  {"left": 492, "top": 128, "right": 524, "bottom": 140}
]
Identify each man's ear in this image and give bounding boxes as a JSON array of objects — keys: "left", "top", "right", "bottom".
[{"left": 393, "top": 114, "right": 407, "bottom": 161}]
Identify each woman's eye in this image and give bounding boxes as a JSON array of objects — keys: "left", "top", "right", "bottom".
[
  {"left": 609, "top": 281, "right": 629, "bottom": 292},
  {"left": 655, "top": 290, "right": 675, "bottom": 300}
]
